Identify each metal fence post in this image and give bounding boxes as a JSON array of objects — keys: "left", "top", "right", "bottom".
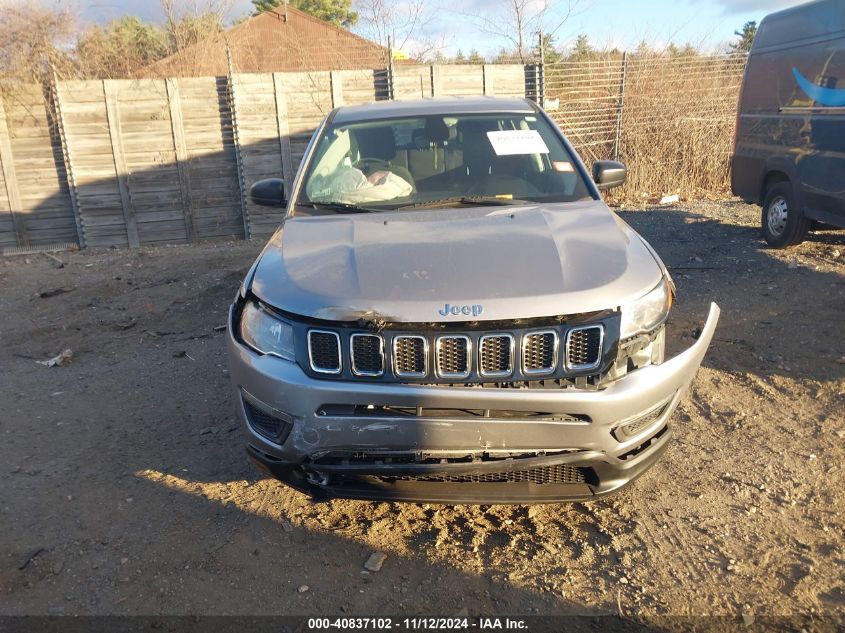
[
  {"left": 430, "top": 65, "right": 440, "bottom": 97},
  {"left": 537, "top": 31, "right": 545, "bottom": 108},
  {"left": 524, "top": 65, "right": 538, "bottom": 102},
  {"left": 226, "top": 46, "right": 251, "bottom": 240},
  {"left": 387, "top": 36, "right": 395, "bottom": 101},
  {"left": 47, "top": 68, "right": 85, "bottom": 249},
  {"left": 613, "top": 51, "right": 628, "bottom": 162}
]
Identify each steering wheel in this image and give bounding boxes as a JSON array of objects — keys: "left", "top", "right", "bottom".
[
  {"left": 353, "top": 158, "right": 389, "bottom": 175},
  {"left": 353, "top": 158, "right": 416, "bottom": 192}
]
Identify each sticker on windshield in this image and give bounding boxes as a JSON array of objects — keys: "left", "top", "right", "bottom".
[{"left": 486, "top": 130, "right": 549, "bottom": 156}]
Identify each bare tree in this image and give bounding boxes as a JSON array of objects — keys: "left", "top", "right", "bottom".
[
  {"left": 157, "top": 0, "right": 232, "bottom": 76},
  {"left": 458, "top": 0, "right": 578, "bottom": 64},
  {"left": 0, "top": 1, "right": 77, "bottom": 82},
  {"left": 354, "top": 0, "right": 445, "bottom": 62},
  {"left": 162, "top": 0, "right": 232, "bottom": 51}
]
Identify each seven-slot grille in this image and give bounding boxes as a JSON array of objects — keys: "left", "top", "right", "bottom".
[
  {"left": 436, "top": 335, "right": 470, "bottom": 379},
  {"left": 566, "top": 326, "right": 603, "bottom": 369},
  {"left": 479, "top": 334, "right": 514, "bottom": 377},
  {"left": 304, "top": 325, "right": 605, "bottom": 379},
  {"left": 350, "top": 333, "right": 384, "bottom": 376},
  {"left": 522, "top": 330, "right": 558, "bottom": 375},
  {"left": 393, "top": 335, "right": 427, "bottom": 377},
  {"left": 307, "top": 330, "right": 341, "bottom": 374}
]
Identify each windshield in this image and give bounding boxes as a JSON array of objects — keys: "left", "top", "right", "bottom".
[{"left": 295, "top": 112, "right": 592, "bottom": 214}]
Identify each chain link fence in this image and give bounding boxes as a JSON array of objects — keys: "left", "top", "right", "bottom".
[{"left": 544, "top": 53, "right": 747, "bottom": 200}]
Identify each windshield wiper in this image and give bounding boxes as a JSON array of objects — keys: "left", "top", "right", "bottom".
[
  {"left": 396, "top": 196, "right": 530, "bottom": 210},
  {"left": 310, "top": 201, "right": 381, "bottom": 214}
]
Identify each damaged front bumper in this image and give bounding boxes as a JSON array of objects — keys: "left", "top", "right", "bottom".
[{"left": 226, "top": 303, "right": 720, "bottom": 504}]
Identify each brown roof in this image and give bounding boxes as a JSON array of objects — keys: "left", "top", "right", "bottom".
[{"left": 143, "top": 5, "right": 388, "bottom": 77}]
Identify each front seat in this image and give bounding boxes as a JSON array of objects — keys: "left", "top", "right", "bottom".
[
  {"left": 353, "top": 126, "right": 415, "bottom": 188},
  {"left": 457, "top": 120, "right": 496, "bottom": 181},
  {"left": 408, "top": 128, "right": 445, "bottom": 184}
]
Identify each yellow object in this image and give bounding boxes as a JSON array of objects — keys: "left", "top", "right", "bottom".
[
  {"left": 392, "top": 50, "right": 408, "bottom": 61},
  {"left": 495, "top": 194, "right": 513, "bottom": 199}
]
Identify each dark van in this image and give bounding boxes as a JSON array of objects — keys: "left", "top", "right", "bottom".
[{"left": 731, "top": 0, "right": 845, "bottom": 248}]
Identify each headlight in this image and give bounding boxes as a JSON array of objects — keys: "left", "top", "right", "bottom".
[
  {"left": 619, "top": 277, "right": 673, "bottom": 339},
  {"left": 239, "top": 301, "right": 295, "bottom": 360}
]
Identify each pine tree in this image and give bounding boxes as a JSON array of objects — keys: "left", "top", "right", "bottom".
[
  {"left": 729, "top": 21, "right": 757, "bottom": 54},
  {"left": 251, "top": 0, "right": 358, "bottom": 28},
  {"left": 569, "top": 34, "right": 593, "bottom": 61},
  {"left": 468, "top": 49, "right": 484, "bottom": 64},
  {"left": 539, "top": 33, "right": 561, "bottom": 64}
]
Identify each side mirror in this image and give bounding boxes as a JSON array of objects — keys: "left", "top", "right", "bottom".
[
  {"left": 249, "top": 178, "right": 286, "bottom": 207},
  {"left": 592, "top": 160, "right": 627, "bottom": 191}
]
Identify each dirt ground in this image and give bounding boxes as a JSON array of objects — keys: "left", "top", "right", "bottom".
[{"left": 1, "top": 200, "right": 843, "bottom": 627}]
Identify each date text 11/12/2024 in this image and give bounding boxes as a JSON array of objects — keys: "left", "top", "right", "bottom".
[{"left": 307, "top": 617, "right": 528, "bottom": 630}]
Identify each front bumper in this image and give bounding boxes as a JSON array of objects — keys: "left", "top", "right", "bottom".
[{"left": 226, "top": 303, "right": 720, "bottom": 503}]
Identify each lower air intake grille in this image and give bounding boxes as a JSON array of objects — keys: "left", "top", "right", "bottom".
[
  {"left": 351, "top": 334, "right": 383, "bottom": 376},
  {"left": 393, "top": 336, "right": 427, "bottom": 377},
  {"left": 523, "top": 331, "right": 557, "bottom": 374},
  {"left": 479, "top": 334, "right": 513, "bottom": 376},
  {"left": 243, "top": 398, "right": 293, "bottom": 444},
  {"left": 566, "top": 326, "right": 603, "bottom": 369},
  {"left": 380, "top": 464, "right": 588, "bottom": 485},
  {"left": 436, "top": 336, "right": 470, "bottom": 378},
  {"left": 308, "top": 330, "right": 341, "bottom": 373}
]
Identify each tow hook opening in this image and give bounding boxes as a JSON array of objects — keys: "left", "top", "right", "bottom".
[{"left": 302, "top": 467, "right": 330, "bottom": 486}]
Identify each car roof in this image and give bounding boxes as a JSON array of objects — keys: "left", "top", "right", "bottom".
[{"left": 331, "top": 96, "right": 536, "bottom": 124}]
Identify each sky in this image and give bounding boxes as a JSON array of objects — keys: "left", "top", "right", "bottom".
[{"left": 71, "top": 0, "right": 809, "bottom": 56}]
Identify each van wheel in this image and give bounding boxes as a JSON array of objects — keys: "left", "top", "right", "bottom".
[{"left": 761, "top": 182, "right": 809, "bottom": 248}]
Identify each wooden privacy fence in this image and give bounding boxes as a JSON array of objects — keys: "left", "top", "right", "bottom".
[{"left": 0, "top": 64, "right": 526, "bottom": 252}]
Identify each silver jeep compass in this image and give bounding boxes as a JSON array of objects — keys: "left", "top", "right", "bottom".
[{"left": 226, "top": 97, "right": 719, "bottom": 503}]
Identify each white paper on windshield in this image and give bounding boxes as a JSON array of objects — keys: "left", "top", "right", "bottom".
[{"left": 486, "top": 130, "right": 549, "bottom": 156}]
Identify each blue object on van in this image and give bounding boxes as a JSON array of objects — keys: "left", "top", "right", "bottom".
[
  {"left": 792, "top": 67, "right": 845, "bottom": 107},
  {"left": 731, "top": 0, "right": 845, "bottom": 248}
]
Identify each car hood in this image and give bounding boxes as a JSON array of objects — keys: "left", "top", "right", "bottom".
[{"left": 250, "top": 200, "right": 664, "bottom": 323}]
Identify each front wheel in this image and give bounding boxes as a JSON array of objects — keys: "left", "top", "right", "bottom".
[{"left": 761, "top": 181, "right": 809, "bottom": 248}]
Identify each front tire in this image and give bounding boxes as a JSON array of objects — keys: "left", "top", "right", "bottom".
[{"left": 761, "top": 181, "right": 809, "bottom": 248}]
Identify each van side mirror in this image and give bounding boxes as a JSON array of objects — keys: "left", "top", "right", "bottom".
[
  {"left": 249, "top": 178, "right": 286, "bottom": 207},
  {"left": 592, "top": 161, "right": 627, "bottom": 191}
]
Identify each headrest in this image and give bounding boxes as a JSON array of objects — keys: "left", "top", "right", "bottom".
[
  {"left": 424, "top": 117, "right": 449, "bottom": 144},
  {"left": 356, "top": 126, "right": 396, "bottom": 161},
  {"left": 459, "top": 120, "right": 496, "bottom": 173},
  {"left": 458, "top": 119, "right": 496, "bottom": 142}
]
